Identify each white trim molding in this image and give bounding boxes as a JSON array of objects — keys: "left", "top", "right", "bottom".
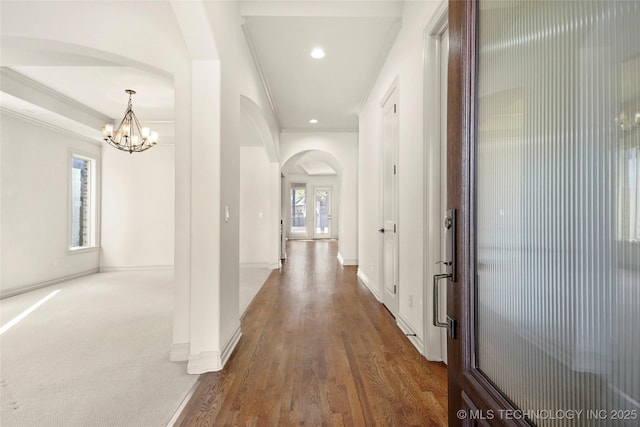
[
  {"left": 169, "top": 343, "right": 190, "bottom": 362},
  {"left": 357, "top": 268, "right": 380, "bottom": 301},
  {"left": 268, "top": 260, "right": 282, "bottom": 270},
  {"left": 1, "top": 268, "right": 99, "bottom": 299},
  {"left": 186, "top": 325, "right": 243, "bottom": 374},
  {"left": 240, "top": 262, "right": 276, "bottom": 270},
  {"left": 241, "top": 19, "right": 282, "bottom": 130},
  {"left": 221, "top": 325, "right": 243, "bottom": 367},
  {"left": 397, "top": 314, "right": 425, "bottom": 356},
  {"left": 337, "top": 253, "right": 358, "bottom": 266},
  {"left": 1, "top": 67, "right": 110, "bottom": 126},
  {"left": 1, "top": 107, "right": 101, "bottom": 144},
  {"left": 99, "top": 265, "right": 174, "bottom": 273},
  {"left": 422, "top": 0, "right": 449, "bottom": 365},
  {"left": 357, "top": 19, "right": 403, "bottom": 114},
  {"left": 187, "top": 351, "right": 222, "bottom": 375}
]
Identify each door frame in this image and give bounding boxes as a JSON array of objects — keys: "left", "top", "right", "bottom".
[
  {"left": 379, "top": 80, "right": 400, "bottom": 316},
  {"left": 423, "top": 0, "right": 449, "bottom": 363},
  {"left": 447, "top": 1, "right": 528, "bottom": 424},
  {"left": 287, "top": 181, "right": 310, "bottom": 239}
]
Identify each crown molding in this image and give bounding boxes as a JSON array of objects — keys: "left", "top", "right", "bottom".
[
  {"left": 1, "top": 106, "right": 102, "bottom": 145},
  {"left": 241, "top": 20, "right": 283, "bottom": 131},
  {"left": 1, "top": 67, "right": 110, "bottom": 124},
  {"left": 356, "top": 18, "right": 403, "bottom": 115}
]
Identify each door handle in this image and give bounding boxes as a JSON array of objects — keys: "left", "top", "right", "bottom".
[
  {"left": 433, "top": 273, "right": 455, "bottom": 339},
  {"left": 378, "top": 228, "right": 385, "bottom": 233}
]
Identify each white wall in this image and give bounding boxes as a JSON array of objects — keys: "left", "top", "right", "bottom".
[
  {"left": 358, "top": 1, "right": 441, "bottom": 351},
  {"left": 239, "top": 97, "right": 281, "bottom": 271},
  {"left": 1, "top": 112, "right": 101, "bottom": 296},
  {"left": 100, "top": 143, "right": 175, "bottom": 271},
  {"left": 280, "top": 132, "right": 358, "bottom": 265},
  {"left": 200, "top": 1, "right": 281, "bottom": 372},
  {"left": 239, "top": 146, "right": 280, "bottom": 268}
]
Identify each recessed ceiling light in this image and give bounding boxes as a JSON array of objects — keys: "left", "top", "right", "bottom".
[
  {"left": 309, "top": 119, "right": 318, "bottom": 124},
  {"left": 310, "top": 48, "right": 325, "bottom": 59}
]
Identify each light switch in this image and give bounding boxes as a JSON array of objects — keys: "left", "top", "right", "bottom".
[{"left": 225, "top": 206, "right": 230, "bottom": 222}]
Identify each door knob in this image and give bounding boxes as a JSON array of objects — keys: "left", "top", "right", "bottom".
[{"left": 378, "top": 228, "right": 385, "bottom": 233}]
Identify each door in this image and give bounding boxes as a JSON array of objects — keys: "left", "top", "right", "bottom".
[
  {"left": 437, "top": 27, "right": 450, "bottom": 364},
  {"left": 289, "top": 183, "right": 307, "bottom": 236},
  {"left": 313, "top": 187, "right": 331, "bottom": 239},
  {"left": 448, "top": 1, "right": 640, "bottom": 425},
  {"left": 424, "top": 2, "right": 450, "bottom": 364},
  {"left": 381, "top": 86, "right": 399, "bottom": 317}
]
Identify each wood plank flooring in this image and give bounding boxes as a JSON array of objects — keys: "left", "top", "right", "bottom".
[{"left": 175, "top": 240, "right": 448, "bottom": 426}]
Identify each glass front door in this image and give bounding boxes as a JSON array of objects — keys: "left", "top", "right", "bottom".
[
  {"left": 314, "top": 188, "right": 331, "bottom": 238},
  {"left": 447, "top": 1, "right": 640, "bottom": 423}
]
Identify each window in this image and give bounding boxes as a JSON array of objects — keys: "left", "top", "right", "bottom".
[
  {"left": 70, "top": 154, "right": 96, "bottom": 249},
  {"left": 290, "top": 184, "right": 306, "bottom": 233}
]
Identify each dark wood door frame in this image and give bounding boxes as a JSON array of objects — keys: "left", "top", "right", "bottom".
[{"left": 446, "top": 1, "right": 530, "bottom": 424}]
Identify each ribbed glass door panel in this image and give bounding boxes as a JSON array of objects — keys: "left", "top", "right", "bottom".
[{"left": 476, "top": 1, "right": 640, "bottom": 424}]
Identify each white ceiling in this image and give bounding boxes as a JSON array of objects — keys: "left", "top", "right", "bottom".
[
  {"left": 9, "top": 65, "right": 174, "bottom": 122},
  {"left": 1, "top": 1, "right": 403, "bottom": 140},
  {"left": 243, "top": 14, "right": 401, "bottom": 131}
]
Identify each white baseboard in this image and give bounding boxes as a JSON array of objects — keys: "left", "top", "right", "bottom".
[
  {"left": 1, "top": 268, "right": 99, "bottom": 299},
  {"left": 337, "top": 253, "right": 357, "bottom": 266},
  {"left": 287, "top": 235, "right": 310, "bottom": 240},
  {"left": 356, "top": 268, "right": 381, "bottom": 301},
  {"left": 397, "top": 314, "right": 425, "bottom": 355},
  {"left": 268, "top": 260, "right": 282, "bottom": 270},
  {"left": 240, "top": 262, "right": 281, "bottom": 270},
  {"left": 186, "top": 325, "right": 242, "bottom": 374},
  {"left": 239, "top": 262, "right": 269, "bottom": 269},
  {"left": 187, "top": 351, "right": 222, "bottom": 374},
  {"left": 99, "top": 265, "right": 173, "bottom": 273},
  {"left": 169, "top": 343, "right": 190, "bottom": 362},
  {"left": 221, "top": 325, "right": 243, "bottom": 367}
]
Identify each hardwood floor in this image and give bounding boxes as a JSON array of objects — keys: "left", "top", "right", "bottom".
[{"left": 175, "top": 240, "right": 448, "bottom": 426}]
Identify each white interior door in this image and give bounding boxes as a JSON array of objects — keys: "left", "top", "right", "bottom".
[
  {"left": 438, "top": 28, "right": 449, "bottom": 364},
  {"left": 423, "top": 3, "right": 449, "bottom": 364},
  {"left": 381, "top": 87, "right": 399, "bottom": 317},
  {"left": 313, "top": 187, "right": 331, "bottom": 239}
]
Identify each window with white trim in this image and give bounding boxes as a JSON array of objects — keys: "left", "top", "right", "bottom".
[{"left": 70, "top": 154, "right": 96, "bottom": 249}]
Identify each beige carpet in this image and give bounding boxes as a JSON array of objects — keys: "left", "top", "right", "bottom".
[{"left": 0, "top": 271, "right": 197, "bottom": 427}]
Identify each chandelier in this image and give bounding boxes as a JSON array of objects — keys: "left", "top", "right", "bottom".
[{"left": 102, "top": 89, "right": 158, "bottom": 153}]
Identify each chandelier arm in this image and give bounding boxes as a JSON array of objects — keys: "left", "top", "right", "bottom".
[
  {"left": 114, "top": 105, "right": 133, "bottom": 134},
  {"left": 130, "top": 111, "right": 146, "bottom": 139}
]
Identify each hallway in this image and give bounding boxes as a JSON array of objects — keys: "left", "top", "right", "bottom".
[{"left": 175, "top": 240, "right": 448, "bottom": 425}]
